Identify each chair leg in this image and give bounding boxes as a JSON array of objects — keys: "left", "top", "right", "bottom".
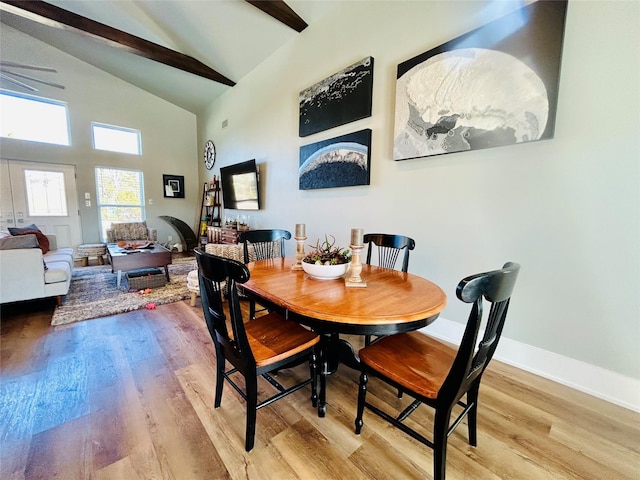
[
  {"left": 355, "top": 371, "right": 368, "bottom": 434},
  {"left": 249, "top": 300, "right": 256, "bottom": 321},
  {"left": 365, "top": 334, "right": 385, "bottom": 347},
  {"left": 310, "top": 348, "right": 318, "bottom": 408},
  {"left": 214, "top": 354, "right": 225, "bottom": 408},
  {"left": 315, "top": 336, "right": 328, "bottom": 417},
  {"left": 467, "top": 384, "right": 480, "bottom": 447},
  {"left": 245, "top": 376, "right": 258, "bottom": 452},
  {"left": 433, "top": 409, "right": 451, "bottom": 480}
]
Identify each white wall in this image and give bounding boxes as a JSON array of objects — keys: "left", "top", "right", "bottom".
[
  {"left": 199, "top": 1, "right": 640, "bottom": 406},
  {"left": 0, "top": 25, "right": 199, "bottom": 245}
]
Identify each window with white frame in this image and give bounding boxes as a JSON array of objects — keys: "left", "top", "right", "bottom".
[
  {"left": 0, "top": 90, "right": 70, "bottom": 146},
  {"left": 95, "top": 167, "right": 145, "bottom": 241},
  {"left": 91, "top": 123, "right": 141, "bottom": 155}
]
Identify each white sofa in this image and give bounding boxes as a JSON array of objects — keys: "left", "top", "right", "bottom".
[{"left": 0, "top": 232, "right": 74, "bottom": 305}]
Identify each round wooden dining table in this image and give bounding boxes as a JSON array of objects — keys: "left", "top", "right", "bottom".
[{"left": 242, "top": 257, "right": 448, "bottom": 416}]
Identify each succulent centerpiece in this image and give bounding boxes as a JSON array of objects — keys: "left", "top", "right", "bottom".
[
  {"left": 303, "top": 235, "right": 351, "bottom": 265},
  {"left": 301, "top": 235, "right": 352, "bottom": 280}
]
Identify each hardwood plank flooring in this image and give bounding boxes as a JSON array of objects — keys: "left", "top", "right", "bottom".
[{"left": 1, "top": 298, "right": 638, "bottom": 479}]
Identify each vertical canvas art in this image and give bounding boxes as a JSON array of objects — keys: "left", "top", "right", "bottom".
[
  {"left": 393, "top": 0, "right": 568, "bottom": 161},
  {"left": 299, "top": 129, "right": 372, "bottom": 190},
  {"left": 299, "top": 57, "right": 374, "bottom": 137}
]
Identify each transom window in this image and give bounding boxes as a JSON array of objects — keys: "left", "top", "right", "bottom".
[
  {"left": 91, "top": 123, "right": 142, "bottom": 155},
  {"left": 0, "top": 90, "right": 70, "bottom": 146}
]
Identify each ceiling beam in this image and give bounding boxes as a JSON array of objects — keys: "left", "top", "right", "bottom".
[
  {"left": 246, "top": 0, "right": 308, "bottom": 33},
  {"left": 0, "top": 0, "right": 236, "bottom": 86}
]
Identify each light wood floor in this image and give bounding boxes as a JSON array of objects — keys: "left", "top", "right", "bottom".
[{"left": 1, "top": 297, "right": 638, "bottom": 480}]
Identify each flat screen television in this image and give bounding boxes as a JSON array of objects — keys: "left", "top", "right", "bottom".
[{"left": 220, "top": 159, "right": 261, "bottom": 210}]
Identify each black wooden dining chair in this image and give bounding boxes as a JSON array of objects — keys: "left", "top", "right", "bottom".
[
  {"left": 195, "top": 248, "right": 319, "bottom": 452},
  {"left": 355, "top": 262, "right": 520, "bottom": 480},
  {"left": 363, "top": 233, "right": 416, "bottom": 345},
  {"left": 363, "top": 233, "right": 415, "bottom": 273},
  {"left": 238, "top": 229, "right": 292, "bottom": 320}
]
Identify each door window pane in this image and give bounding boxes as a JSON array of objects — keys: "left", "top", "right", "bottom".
[
  {"left": 0, "top": 91, "right": 70, "bottom": 146},
  {"left": 24, "top": 169, "right": 68, "bottom": 216}
]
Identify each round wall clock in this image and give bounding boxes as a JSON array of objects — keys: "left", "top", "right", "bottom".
[{"left": 204, "top": 140, "right": 216, "bottom": 170}]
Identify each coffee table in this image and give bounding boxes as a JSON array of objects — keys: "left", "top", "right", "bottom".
[{"left": 106, "top": 243, "right": 172, "bottom": 289}]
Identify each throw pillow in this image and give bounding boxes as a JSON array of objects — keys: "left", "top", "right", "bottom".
[
  {"left": 8, "top": 224, "right": 40, "bottom": 235},
  {"left": 0, "top": 234, "right": 39, "bottom": 250},
  {"left": 15, "top": 229, "right": 50, "bottom": 254}
]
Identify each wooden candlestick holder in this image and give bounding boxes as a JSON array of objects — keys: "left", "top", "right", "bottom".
[
  {"left": 345, "top": 244, "right": 367, "bottom": 287},
  {"left": 291, "top": 235, "right": 307, "bottom": 271}
]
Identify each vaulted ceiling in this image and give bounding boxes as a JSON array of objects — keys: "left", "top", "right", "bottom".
[{"left": 0, "top": 0, "right": 339, "bottom": 113}]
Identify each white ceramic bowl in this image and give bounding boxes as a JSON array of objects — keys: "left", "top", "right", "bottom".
[{"left": 301, "top": 261, "right": 349, "bottom": 280}]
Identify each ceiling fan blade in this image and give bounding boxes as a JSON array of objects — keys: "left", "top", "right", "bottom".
[
  {"left": 0, "top": 60, "right": 57, "bottom": 72},
  {"left": 1, "top": 70, "right": 65, "bottom": 89},
  {"left": 0, "top": 72, "right": 38, "bottom": 92}
]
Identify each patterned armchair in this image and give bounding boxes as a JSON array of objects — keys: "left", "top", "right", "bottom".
[{"left": 106, "top": 221, "right": 157, "bottom": 243}]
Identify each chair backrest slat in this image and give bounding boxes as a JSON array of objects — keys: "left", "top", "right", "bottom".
[
  {"left": 363, "top": 233, "right": 415, "bottom": 273},
  {"left": 439, "top": 262, "right": 520, "bottom": 404},
  {"left": 238, "top": 229, "right": 292, "bottom": 263},
  {"left": 195, "top": 248, "right": 255, "bottom": 367}
]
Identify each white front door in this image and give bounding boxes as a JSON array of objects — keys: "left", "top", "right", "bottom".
[{"left": 0, "top": 159, "right": 82, "bottom": 248}]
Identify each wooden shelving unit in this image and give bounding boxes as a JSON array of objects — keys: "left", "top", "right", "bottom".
[
  {"left": 198, "top": 179, "right": 254, "bottom": 245},
  {"left": 198, "top": 178, "right": 221, "bottom": 239}
]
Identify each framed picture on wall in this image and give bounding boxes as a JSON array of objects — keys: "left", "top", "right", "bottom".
[
  {"left": 163, "top": 174, "right": 185, "bottom": 198},
  {"left": 299, "top": 57, "right": 374, "bottom": 137},
  {"left": 393, "top": 0, "right": 568, "bottom": 161},
  {"left": 299, "top": 129, "right": 372, "bottom": 190}
]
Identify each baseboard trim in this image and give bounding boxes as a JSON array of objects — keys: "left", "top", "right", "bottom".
[{"left": 420, "top": 318, "right": 640, "bottom": 412}]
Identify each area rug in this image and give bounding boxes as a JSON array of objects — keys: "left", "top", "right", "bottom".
[{"left": 51, "top": 255, "right": 197, "bottom": 326}]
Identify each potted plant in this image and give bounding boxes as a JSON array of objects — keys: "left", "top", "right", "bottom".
[{"left": 302, "top": 235, "right": 352, "bottom": 280}]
